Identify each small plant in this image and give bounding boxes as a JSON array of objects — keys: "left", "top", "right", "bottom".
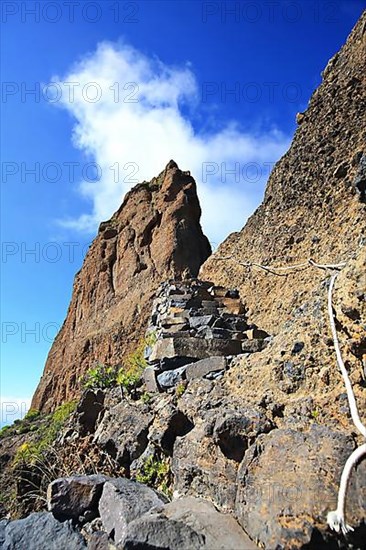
[
  {"left": 136, "top": 454, "right": 172, "bottom": 497},
  {"left": 311, "top": 409, "right": 320, "bottom": 421},
  {"left": 117, "top": 332, "right": 157, "bottom": 399},
  {"left": 141, "top": 392, "right": 152, "bottom": 404},
  {"left": 12, "top": 400, "right": 77, "bottom": 467},
  {"left": 176, "top": 382, "right": 186, "bottom": 398},
  {"left": 82, "top": 333, "right": 157, "bottom": 398},
  {"left": 82, "top": 363, "right": 119, "bottom": 390},
  {"left": 13, "top": 442, "right": 39, "bottom": 466},
  {"left": 116, "top": 368, "right": 142, "bottom": 398},
  {"left": 24, "top": 409, "right": 40, "bottom": 422}
]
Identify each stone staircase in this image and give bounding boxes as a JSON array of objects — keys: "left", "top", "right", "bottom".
[{"left": 143, "top": 280, "right": 271, "bottom": 392}]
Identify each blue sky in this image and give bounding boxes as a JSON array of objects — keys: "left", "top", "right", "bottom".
[{"left": 1, "top": 0, "right": 364, "bottom": 425}]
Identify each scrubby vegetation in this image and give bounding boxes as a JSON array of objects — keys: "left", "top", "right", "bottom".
[
  {"left": 82, "top": 332, "right": 157, "bottom": 398},
  {"left": 13, "top": 401, "right": 77, "bottom": 466},
  {"left": 82, "top": 363, "right": 120, "bottom": 390},
  {"left": 135, "top": 453, "right": 172, "bottom": 497},
  {"left": 0, "top": 409, "right": 41, "bottom": 440},
  {"left": 0, "top": 401, "right": 78, "bottom": 519}
]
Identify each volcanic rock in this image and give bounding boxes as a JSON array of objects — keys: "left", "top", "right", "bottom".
[
  {"left": 98, "top": 478, "right": 167, "bottom": 545},
  {"left": 123, "top": 497, "right": 256, "bottom": 549},
  {"left": 1, "top": 512, "right": 87, "bottom": 550},
  {"left": 47, "top": 474, "right": 108, "bottom": 522},
  {"left": 32, "top": 161, "right": 211, "bottom": 412},
  {"left": 200, "top": 13, "right": 366, "bottom": 335}
]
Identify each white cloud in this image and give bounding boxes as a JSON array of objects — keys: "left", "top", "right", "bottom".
[{"left": 53, "top": 40, "right": 290, "bottom": 246}]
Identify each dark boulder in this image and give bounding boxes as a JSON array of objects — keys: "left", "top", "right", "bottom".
[
  {"left": 76, "top": 390, "right": 105, "bottom": 435},
  {"left": 2, "top": 512, "right": 86, "bottom": 550},
  {"left": 93, "top": 401, "right": 153, "bottom": 468},
  {"left": 123, "top": 515, "right": 204, "bottom": 550},
  {"left": 98, "top": 478, "right": 167, "bottom": 546},
  {"left": 47, "top": 474, "right": 109, "bottom": 522}
]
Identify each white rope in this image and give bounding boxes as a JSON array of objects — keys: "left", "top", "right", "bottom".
[
  {"left": 326, "top": 273, "right": 366, "bottom": 536},
  {"left": 215, "top": 255, "right": 347, "bottom": 276},
  {"left": 327, "top": 444, "right": 366, "bottom": 535},
  {"left": 217, "top": 250, "right": 366, "bottom": 535},
  {"left": 327, "top": 274, "right": 366, "bottom": 438}
]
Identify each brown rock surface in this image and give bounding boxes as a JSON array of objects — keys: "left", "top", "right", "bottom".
[
  {"left": 31, "top": 161, "right": 211, "bottom": 412},
  {"left": 200, "top": 12, "right": 366, "bottom": 335},
  {"left": 236, "top": 425, "right": 366, "bottom": 549},
  {"left": 5, "top": 13, "right": 363, "bottom": 549}
]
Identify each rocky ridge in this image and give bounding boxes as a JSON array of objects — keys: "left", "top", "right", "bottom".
[
  {"left": 0, "top": 10, "right": 365, "bottom": 550},
  {"left": 32, "top": 161, "right": 211, "bottom": 412},
  {"left": 201, "top": 11, "right": 366, "bottom": 335}
]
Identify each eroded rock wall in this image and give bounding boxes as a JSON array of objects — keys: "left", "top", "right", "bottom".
[
  {"left": 32, "top": 161, "right": 211, "bottom": 412},
  {"left": 200, "top": 12, "right": 366, "bottom": 335}
]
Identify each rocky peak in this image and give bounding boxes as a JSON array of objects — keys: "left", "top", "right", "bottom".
[{"left": 31, "top": 162, "right": 211, "bottom": 412}]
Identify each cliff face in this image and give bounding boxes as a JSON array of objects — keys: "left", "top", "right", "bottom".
[
  {"left": 8, "top": 12, "right": 364, "bottom": 549},
  {"left": 201, "top": 12, "right": 366, "bottom": 334},
  {"left": 32, "top": 161, "right": 211, "bottom": 412}
]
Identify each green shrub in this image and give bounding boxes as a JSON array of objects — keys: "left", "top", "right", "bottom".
[
  {"left": 82, "top": 332, "right": 157, "bottom": 398},
  {"left": 13, "top": 400, "right": 77, "bottom": 467},
  {"left": 175, "top": 382, "right": 186, "bottom": 398},
  {"left": 135, "top": 454, "right": 172, "bottom": 497},
  {"left": 24, "top": 409, "right": 40, "bottom": 422},
  {"left": 0, "top": 425, "right": 13, "bottom": 439},
  {"left": 0, "top": 409, "right": 41, "bottom": 439},
  {"left": 116, "top": 368, "right": 142, "bottom": 397},
  {"left": 82, "top": 363, "right": 119, "bottom": 390}
]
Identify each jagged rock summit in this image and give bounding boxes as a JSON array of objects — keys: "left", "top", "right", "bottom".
[{"left": 32, "top": 161, "right": 211, "bottom": 412}]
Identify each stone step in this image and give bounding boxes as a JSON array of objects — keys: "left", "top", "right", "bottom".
[
  {"left": 185, "top": 356, "right": 227, "bottom": 380},
  {"left": 161, "top": 316, "right": 189, "bottom": 327},
  {"left": 152, "top": 356, "right": 228, "bottom": 389},
  {"left": 149, "top": 337, "right": 243, "bottom": 363},
  {"left": 188, "top": 314, "right": 216, "bottom": 329}
]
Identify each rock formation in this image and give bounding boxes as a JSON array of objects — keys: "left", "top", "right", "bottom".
[
  {"left": 1, "top": 476, "right": 256, "bottom": 549},
  {"left": 31, "top": 161, "right": 211, "bottom": 412},
  {"left": 200, "top": 11, "right": 366, "bottom": 334},
  {"left": 143, "top": 279, "right": 270, "bottom": 391},
  {"left": 1, "top": 10, "right": 365, "bottom": 550}
]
